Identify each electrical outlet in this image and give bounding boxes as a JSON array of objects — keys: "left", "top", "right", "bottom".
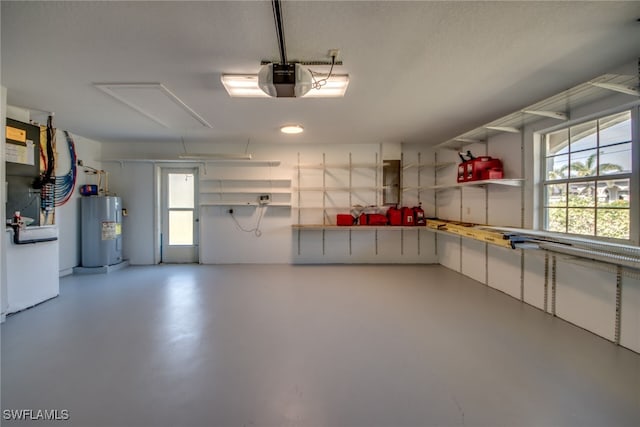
[
  {"left": 328, "top": 49, "right": 340, "bottom": 59},
  {"left": 258, "top": 194, "right": 271, "bottom": 205},
  {"left": 228, "top": 209, "right": 234, "bottom": 214}
]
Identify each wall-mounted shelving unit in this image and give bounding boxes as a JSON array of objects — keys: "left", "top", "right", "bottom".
[
  {"left": 199, "top": 178, "right": 291, "bottom": 207},
  {"left": 292, "top": 224, "right": 424, "bottom": 231},
  {"left": 295, "top": 152, "right": 384, "bottom": 226},
  {"left": 400, "top": 153, "right": 457, "bottom": 204},
  {"left": 404, "top": 175, "right": 521, "bottom": 192},
  {"left": 293, "top": 186, "right": 383, "bottom": 192},
  {"left": 403, "top": 161, "right": 455, "bottom": 171},
  {"left": 433, "top": 73, "right": 637, "bottom": 152},
  {"left": 295, "top": 152, "right": 390, "bottom": 255},
  {"left": 429, "top": 178, "right": 524, "bottom": 190},
  {"left": 293, "top": 152, "right": 445, "bottom": 257},
  {"left": 101, "top": 158, "right": 281, "bottom": 167}
]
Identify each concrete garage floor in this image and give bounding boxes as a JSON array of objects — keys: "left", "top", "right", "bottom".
[{"left": 2, "top": 264, "right": 639, "bottom": 427}]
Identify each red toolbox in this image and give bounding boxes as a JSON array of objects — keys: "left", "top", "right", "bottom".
[
  {"left": 360, "top": 213, "right": 388, "bottom": 225},
  {"left": 457, "top": 152, "right": 503, "bottom": 182},
  {"left": 337, "top": 214, "right": 355, "bottom": 226},
  {"left": 387, "top": 206, "right": 402, "bottom": 226}
]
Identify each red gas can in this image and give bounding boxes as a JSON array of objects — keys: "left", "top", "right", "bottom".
[
  {"left": 387, "top": 206, "right": 402, "bottom": 226},
  {"left": 458, "top": 153, "right": 504, "bottom": 182},
  {"left": 337, "top": 214, "right": 355, "bottom": 226},
  {"left": 360, "top": 213, "right": 388, "bottom": 226},
  {"left": 469, "top": 157, "right": 503, "bottom": 182},
  {"left": 401, "top": 207, "right": 414, "bottom": 226},
  {"left": 481, "top": 167, "right": 504, "bottom": 180},
  {"left": 413, "top": 205, "right": 426, "bottom": 226}
]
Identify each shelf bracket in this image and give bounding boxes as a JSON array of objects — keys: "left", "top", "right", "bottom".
[
  {"left": 484, "top": 126, "right": 521, "bottom": 134},
  {"left": 589, "top": 82, "right": 640, "bottom": 97},
  {"left": 454, "top": 137, "right": 485, "bottom": 144},
  {"left": 522, "top": 110, "right": 568, "bottom": 121}
]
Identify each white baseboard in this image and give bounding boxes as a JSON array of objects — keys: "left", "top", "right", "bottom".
[{"left": 59, "top": 268, "right": 74, "bottom": 277}]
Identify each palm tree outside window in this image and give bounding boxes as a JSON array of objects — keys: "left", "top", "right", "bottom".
[{"left": 542, "top": 110, "right": 633, "bottom": 240}]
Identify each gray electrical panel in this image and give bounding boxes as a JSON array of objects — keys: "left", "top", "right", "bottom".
[
  {"left": 80, "top": 196, "right": 123, "bottom": 267},
  {"left": 5, "top": 118, "right": 41, "bottom": 225}
]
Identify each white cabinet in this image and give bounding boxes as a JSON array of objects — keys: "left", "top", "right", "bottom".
[{"left": 5, "top": 228, "right": 59, "bottom": 314}]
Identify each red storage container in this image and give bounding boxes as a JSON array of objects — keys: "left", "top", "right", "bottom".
[
  {"left": 360, "top": 213, "right": 388, "bottom": 225},
  {"left": 413, "top": 205, "right": 426, "bottom": 226},
  {"left": 337, "top": 214, "right": 355, "bottom": 226},
  {"left": 387, "top": 206, "right": 402, "bottom": 226},
  {"left": 401, "top": 207, "right": 414, "bottom": 226},
  {"left": 458, "top": 156, "right": 503, "bottom": 182},
  {"left": 457, "top": 162, "right": 468, "bottom": 183},
  {"left": 481, "top": 168, "right": 504, "bottom": 180}
]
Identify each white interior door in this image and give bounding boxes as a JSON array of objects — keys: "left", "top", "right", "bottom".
[{"left": 161, "top": 168, "right": 198, "bottom": 263}]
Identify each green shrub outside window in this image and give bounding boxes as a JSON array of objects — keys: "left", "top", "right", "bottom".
[{"left": 542, "top": 110, "right": 632, "bottom": 240}]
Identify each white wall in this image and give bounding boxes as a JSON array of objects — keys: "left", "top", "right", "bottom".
[
  {"left": 55, "top": 131, "right": 102, "bottom": 275},
  {"left": 1, "top": 86, "right": 7, "bottom": 322},
  {"left": 425, "top": 87, "right": 640, "bottom": 353},
  {"left": 104, "top": 161, "right": 155, "bottom": 265},
  {"left": 102, "top": 141, "right": 439, "bottom": 265}
]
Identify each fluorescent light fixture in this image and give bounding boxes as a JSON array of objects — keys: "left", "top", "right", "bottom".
[
  {"left": 303, "top": 74, "right": 350, "bottom": 98},
  {"left": 221, "top": 73, "right": 349, "bottom": 98},
  {"left": 220, "top": 75, "right": 271, "bottom": 98},
  {"left": 94, "top": 83, "right": 213, "bottom": 128},
  {"left": 522, "top": 110, "right": 568, "bottom": 120},
  {"left": 178, "top": 153, "right": 252, "bottom": 160},
  {"left": 484, "top": 126, "right": 521, "bottom": 134},
  {"left": 280, "top": 124, "right": 304, "bottom": 134},
  {"left": 590, "top": 82, "right": 640, "bottom": 97}
]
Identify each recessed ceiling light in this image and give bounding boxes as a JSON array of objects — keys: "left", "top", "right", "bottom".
[{"left": 280, "top": 124, "right": 304, "bottom": 134}]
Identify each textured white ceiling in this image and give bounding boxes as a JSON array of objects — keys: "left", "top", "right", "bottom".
[{"left": 2, "top": 1, "right": 639, "bottom": 146}]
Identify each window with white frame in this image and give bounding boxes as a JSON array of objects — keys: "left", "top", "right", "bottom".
[{"left": 541, "top": 107, "right": 637, "bottom": 241}]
